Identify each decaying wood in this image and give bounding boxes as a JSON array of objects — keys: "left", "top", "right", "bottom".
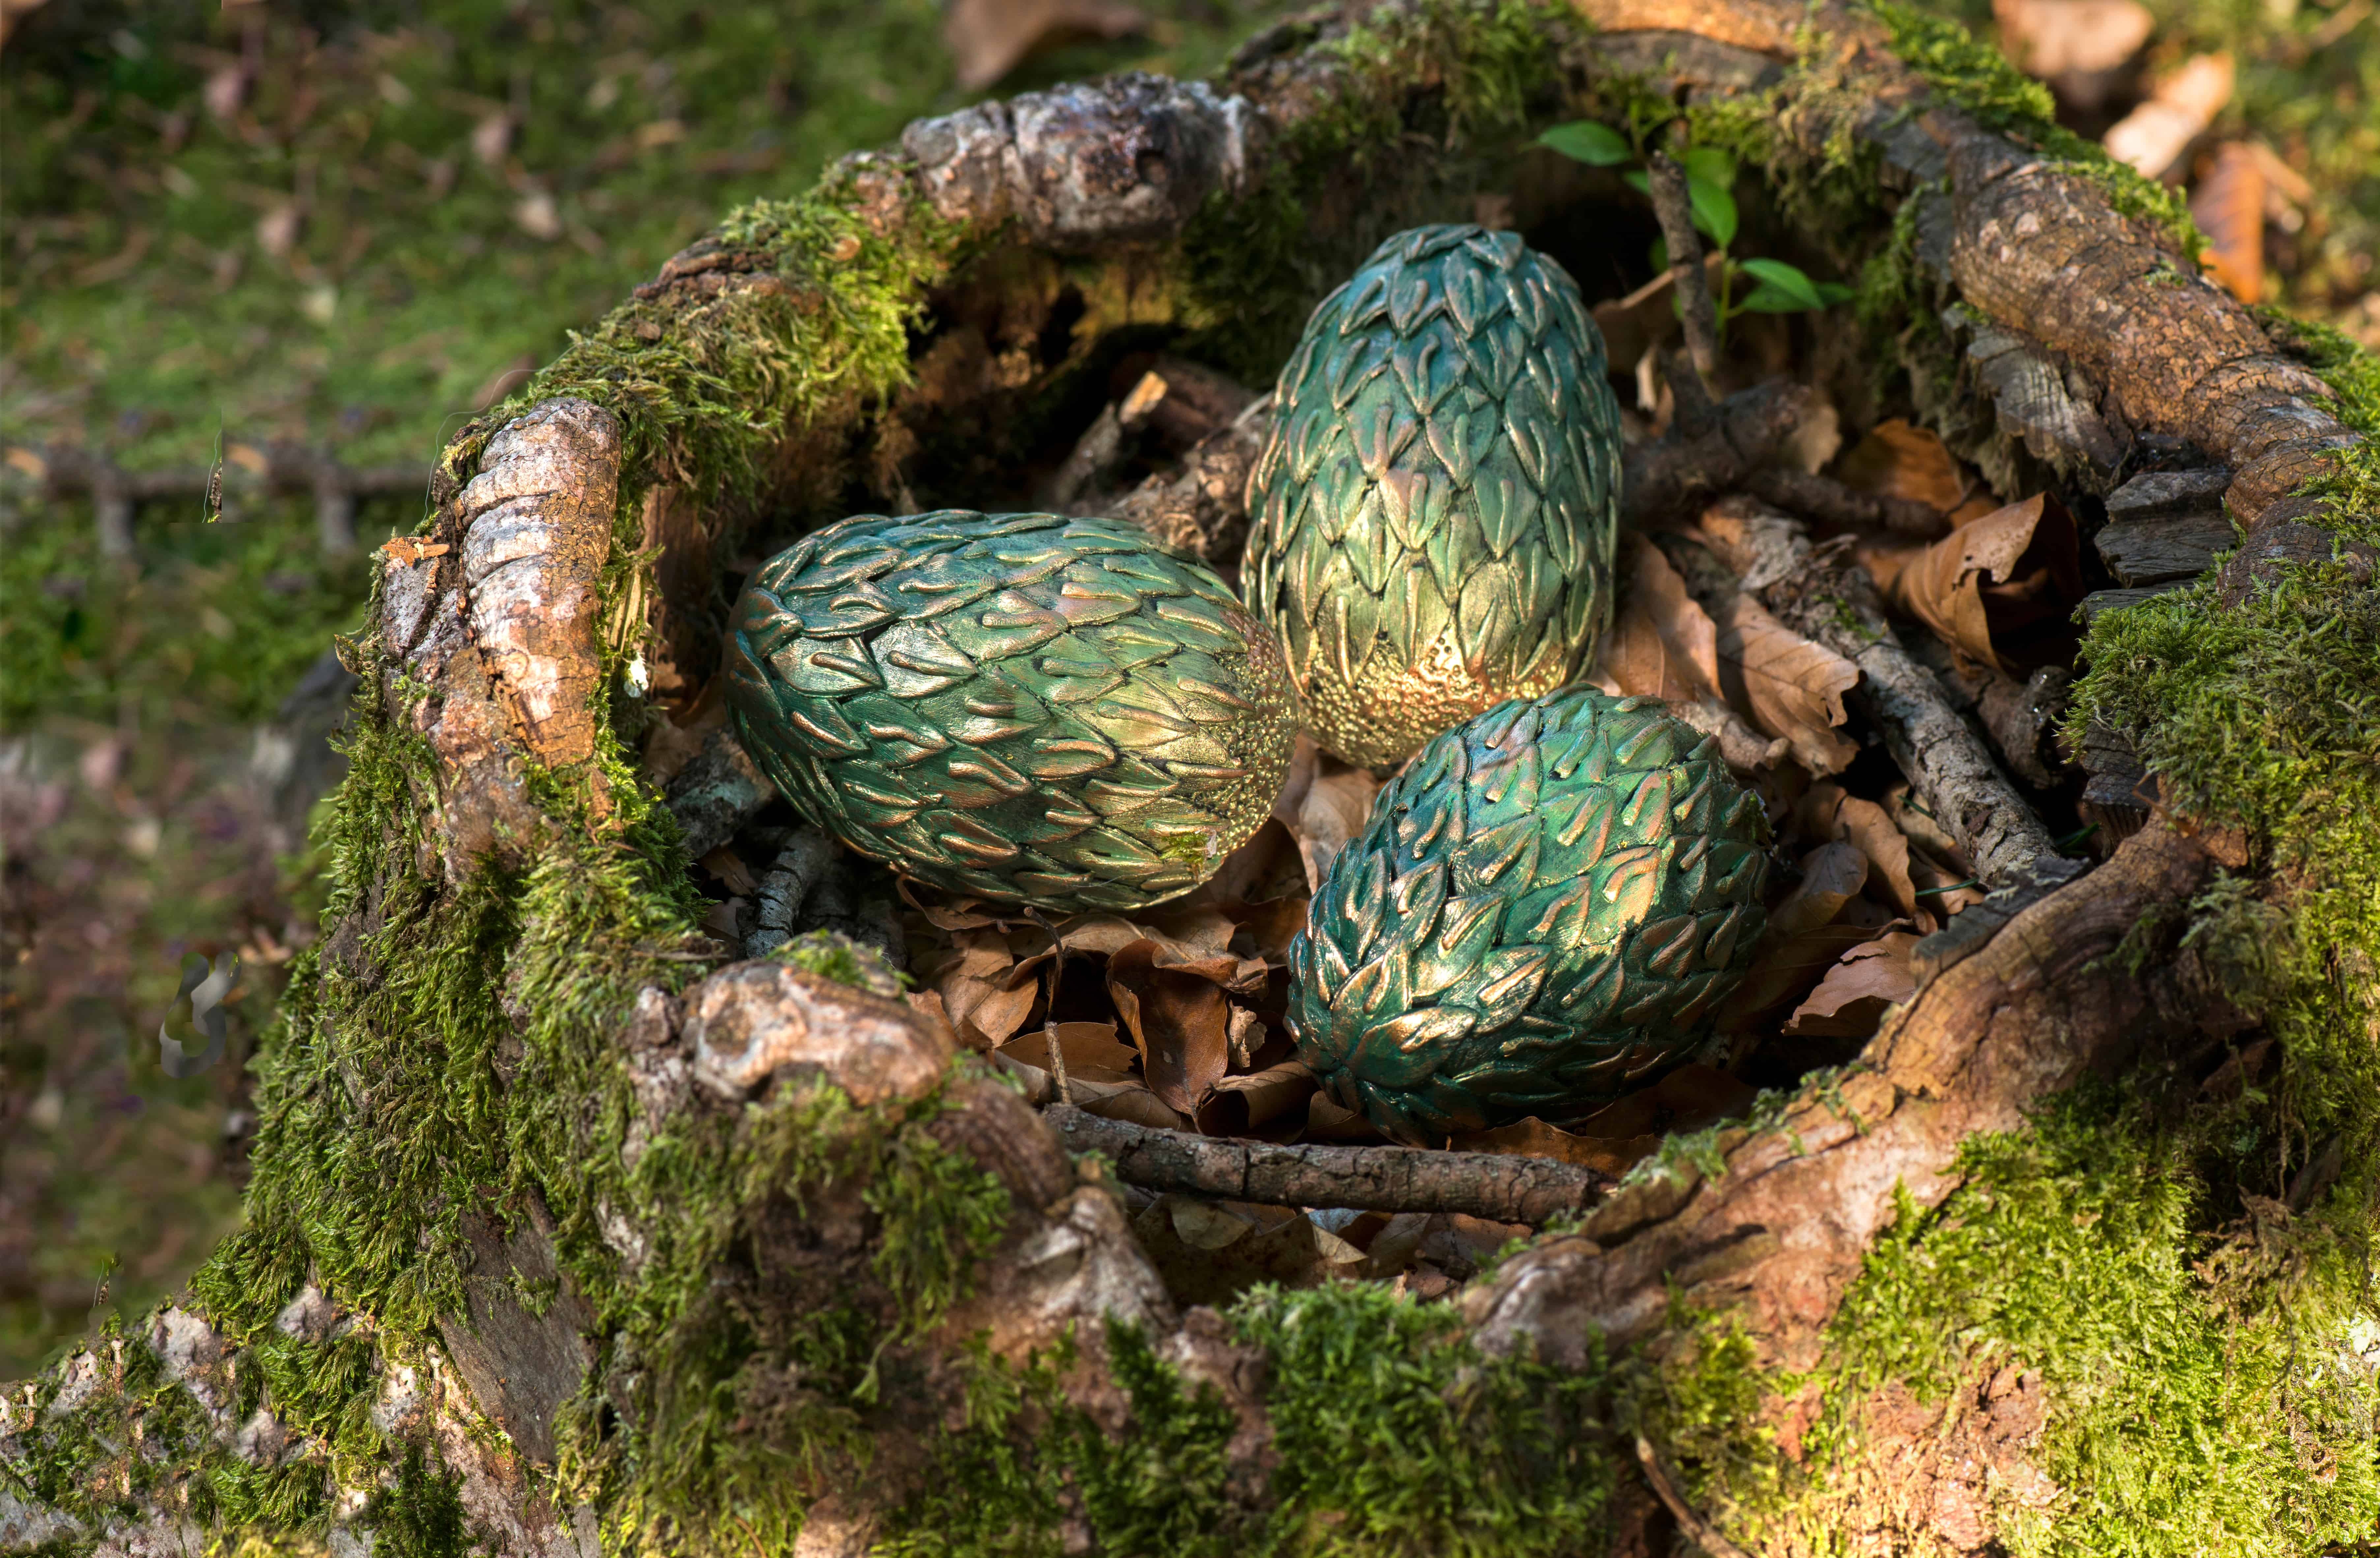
[
  {"left": 1045, "top": 1104, "right": 1614, "bottom": 1224},
  {"left": 1620, "top": 377, "right": 1812, "bottom": 531},
  {"left": 1694, "top": 497, "right": 2079, "bottom": 890}
]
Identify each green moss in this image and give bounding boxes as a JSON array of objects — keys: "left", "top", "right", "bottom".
[
  {"left": 2257, "top": 308, "right": 2380, "bottom": 542},
  {"left": 1174, "top": 0, "right": 1571, "bottom": 381},
  {"left": 770, "top": 929, "right": 907, "bottom": 996},
  {"left": 361, "top": 1440, "right": 475, "bottom": 1558},
  {"left": 1865, "top": 0, "right": 2205, "bottom": 257},
  {"left": 883, "top": 1284, "right": 1614, "bottom": 1557}
]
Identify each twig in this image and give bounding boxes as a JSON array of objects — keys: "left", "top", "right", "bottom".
[
  {"left": 1646, "top": 152, "right": 1723, "bottom": 397},
  {"left": 1620, "top": 378, "right": 1810, "bottom": 531},
  {"left": 1744, "top": 466, "right": 1946, "bottom": 537},
  {"left": 1686, "top": 497, "right": 2081, "bottom": 889},
  {"left": 1044, "top": 1105, "right": 1612, "bottom": 1223},
  {"left": 1634, "top": 1436, "right": 1755, "bottom": 1558}
]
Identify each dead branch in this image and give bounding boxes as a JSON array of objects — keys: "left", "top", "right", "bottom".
[
  {"left": 1111, "top": 393, "right": 1269, "bottom": 563},
  {"left": 1045, "top": 1104, "right": 1612, "bottom": 1224},
  {"left": 1744, "top": 465, "right": 1946, "bottom": 537},
  {"left": 1646, "top": 151, "right": 1724, "bottom": 397},
  {"left": 1620, "top": 378, "right": 1811, "bottom": 531},
  {"left": 1681, "top": 497, "right": 2078, "bottom": 889}
]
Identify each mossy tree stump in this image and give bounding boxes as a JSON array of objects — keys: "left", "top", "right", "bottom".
[{"left": 6, "top": 3, "right": 2376, "bottom": 1556}]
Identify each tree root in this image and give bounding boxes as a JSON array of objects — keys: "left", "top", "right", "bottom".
[{"left": 1044, "top": 1104, "right": 1614, "bottom": 1223}]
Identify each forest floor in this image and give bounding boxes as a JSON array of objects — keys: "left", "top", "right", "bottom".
[{"left": 0, "top": 0, "right": 2372, "bottom": 1379}]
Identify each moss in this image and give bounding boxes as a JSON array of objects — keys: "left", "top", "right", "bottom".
[
  {"left": 770, "top": 928, "right": 907, "bottom": 997},
  {"left": 360, "top": 1440, "right": 475, "bottom": 1558},
  {"left": 882, "top": 1284, "right": 1614, "bottom": 1557},
  {"left": 2256, "top": 307, "right": 2380, "bottom": 543},
  {"left": 1865, "top": 0, "right": 2205, "bottom": 258},
  {"left": 1174, "top": 0, "right": 1572, "bottom": 382}
]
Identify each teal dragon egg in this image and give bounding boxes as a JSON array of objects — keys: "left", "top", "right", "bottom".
[
  {"left": 1243, "top": 224, "right": 1624, "bottom": 770},
  {"left": 1286, "top": 688, "right": 1770, "bottom": 1143},
  {"left": 724, "top": 511, "right": 1298, "bottom": 913}
]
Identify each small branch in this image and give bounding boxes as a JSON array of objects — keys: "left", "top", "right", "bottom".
[
  {"left": 1634, "top": 1437, "right": 1755, "bottom": 1558},
  {"left": 1743, "top": 466, "right": 1947, "bottom": 538},
  {"left": 1689, "top": 497, "right": 2080, "bottom": 889},
  {"left": 1620, "top": 378, "right": 1810, "bottom": 531},
  {"left": 1045, "top": 1105, "right": 1611, "bottom": 1224},
  {"left": 1645, "top": 152, "right": 1722, "bottom": 404}
]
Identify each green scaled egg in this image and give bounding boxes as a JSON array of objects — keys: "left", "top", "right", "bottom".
[
  {"left": 1286, "top": 687, "right": 1770, "bottom": 1144},
  {"left": 1244, "top": 223, "right": 1623, "bottom": 770},
  {"left": 725, "top": 510, "right": 1298, "bottom": 913}
]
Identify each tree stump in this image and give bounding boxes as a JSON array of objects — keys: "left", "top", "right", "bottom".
[{"left": 6, "top": 4, "right": 2375, "bottom": 1556}]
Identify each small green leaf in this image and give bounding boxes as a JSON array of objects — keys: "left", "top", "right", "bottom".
[
  {"left": 1737, "top": 258, "right": 1824, "bottom": 310},
  {"left": 1737, "top": 282, "right": 1815, "bottom": 314},
  {"left": 1537, "top": 121, "right": 1633, "bottom": 166},
  {"left": 1623, "top": 168, "right": 1651, "bottom": 197},
  {"left": 1816, "top": 280, "right": 1857, "bottom": 305},
  {"left": 1649, "top": 234, "right": 1668, "bottom": 274},
  {"left": 1681, "top": 146, "right": 1736, "bottom": 190},
  {"left": 1687, "top": 177, "right": 1738, "bottom": 249}
]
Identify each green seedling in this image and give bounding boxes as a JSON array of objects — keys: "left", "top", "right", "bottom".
[{"left": 1537, "top": 120, "right": 1854, "bottom": 341}]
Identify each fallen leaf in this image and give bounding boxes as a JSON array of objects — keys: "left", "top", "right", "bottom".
[
  {"left": 699, "top": 847, "right": 759, "bottom": 898},
  {"left": 1418, "top": 1214, "right": 1532, "bottom": 1277},
  {"left": 1588, "top": 254, "right": 1732, "bottom": 389},
  {"left": 1799, "top": 784, "right": 1917, "bottom": 917},
  {"left": 1280, "top": 750, "right": 1381, "bottom": 892},
  {"left": 1194, "top": 1059, "right": 1317, "bottom": 1137},
  {"left": 1704, "top": 590, "right": 1862, "bottom": 775},
  {"left": 1993, "top": 0, "right": 2153, "bottom": 97},
  {"left": 2104, "top": 52, "right": 2233, "bottom": 180},
  {"left": 2192, "top": 142, "right": 2265, "bottom": 305},
  {"left": 1107, "top": 940, "right": 1232, "bottom": 1114},
  {"left": 1883, "top": 782, "right": 1970, "bottom": 872},
  {"left": 1830, "top": 419, "right": 1974, "bottom": 517},
  {"left": 1775, "top": 841, "right": 1869, "bottom": 937},
  {"left": 994, "top": 1020, "right": 1141, "bottom": 1081},
  {"left": 1076, "top": 1083, "right": 1185, "bottom": 1131},
  {"left": 935, "top": 928, "right": 1037, "bottom": 1048},
  {"left": 1715, "top": 844, "right": 1894, "bottom": 1025},
  {"left": 1452, "top": 1116, "right": 1645, "bottom": 1176},
  {"left": 1873, "top": 493, "right": 2082, "bottom": 675},
  {"left": 1599, "top": 532, "right": 1724, "bottom": 705},
  {"left": 943, "top": 0, "right": 1149, "bottom": 90},
  {"left": 1904, "top": 844, "right": 1988, "bottom": 918},
  {"left": 1784, "top": 931, "right": 1922, "bottom": 1037}
]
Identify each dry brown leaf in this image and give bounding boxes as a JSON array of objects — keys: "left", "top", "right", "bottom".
[
  {"left": 1831, "top": 418, "right": 1974, "bottom": 516},
  {"left": 1799, "top": 783, "right": 1918, "bottom": 917},
  {"left": 1716, "top": 844, "right": 1888, "bottom": 1025},
  {"left": 2192, "top": 142, "right": 2266, "bottom": 305},
  {"left": 994, "top": 1021, "right": 1141, "bottom": 1080},
  {"left": 1194, "top": 1059, "right": 1317, "bottom": 1137},
  {"left": 1076, "top": 1084, "right": 1186, "bottom": 1131},
  {"left": 1784, "top": 931, "right": 1922, "bottom": 1038},
  {"left": 1883, "top": 782, "right": 1970, "bottom": 872},
  {"left": 943, "top": 0, "right": 1148, "bottom": 89},
  {"left": 1775, "top": 841, "right": 1870, "bottom": 938},
  {"left": 1874, "top": 493, "right": 2082, "bottom": 675},
  {"left": 2105, "top": 52, "right": 2234, "bottom": 179},
  {"left": 1107, "top": 940, "right": 1233, "bottom": 1114},
  {"left": 1993, "top": 0, "right": 2153, "bottom": 82},
  {"left": 1282, "top": 754, "right": 1381, "bottom": 891},
  {"left": 1599, "top": 532, "right": 1724, "bottom": 704},
  {"left": 1703, "top": 590, "right": 1861, "bottom": 775},
  {"left": 1905, "top": 845, "right": 1988, "bottom": 918},
  {"left": 698, "top": 847, "right": 759, "bottom": 899},
  {"left": 1451, "top": 1116, "right": 1646, "bottom": 1176}
]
